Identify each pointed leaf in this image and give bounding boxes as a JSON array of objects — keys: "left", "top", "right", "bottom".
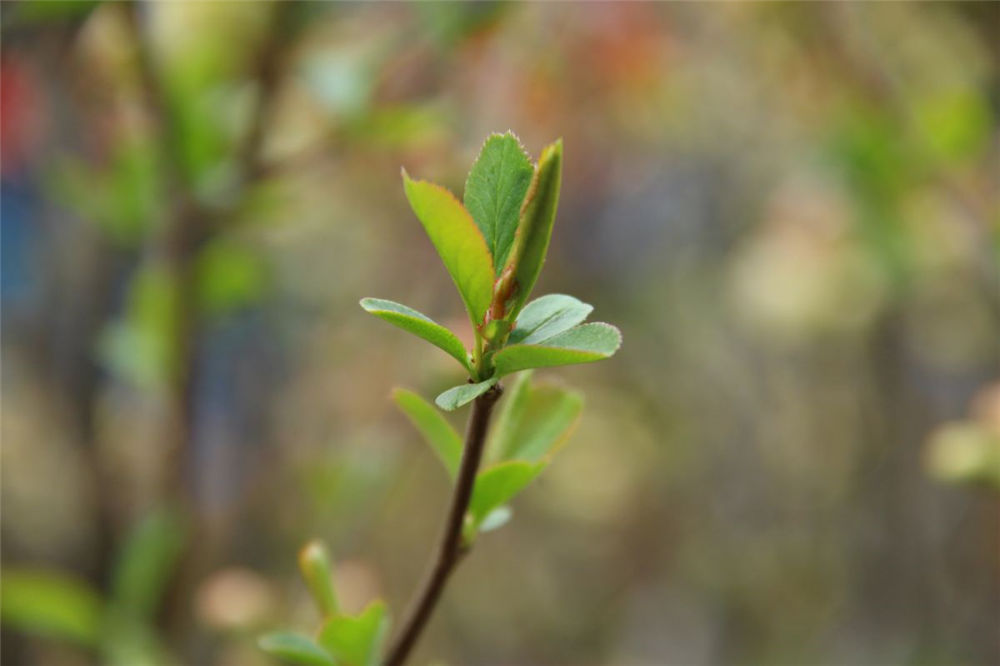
[
  {"left": 110, "top": 507, "right": 186, "bottom": 619},
  {"left": 392, "top": 388, "right": 462, "bottom": 479},
  {"left": 435, "top": 377, "right": 498, "bottom": 411},
  {"left": 360, "top": 298, "right": 470, "bottom": 372},
  {"left": 318, "top": 601, "right": 389, "bottom": 666},
  {"left": 298, "top": 540, "right": 339, "bottom": 616},
  {"left": 505, "top": 139, "right": 563, "bottom": 318},
  {"left": 508, "top": 294, "right": 593, "bottom": 345},
  {"left": 468, "top": 460, "right": 547, "bottom": 529},
  {"left": 488, "top": 377, "right": 583, "bottom": 462},
  {"left": 0, "top": 570, "right": 104, "bottom": 647},
  {"left": 258, "top": 633, "right": 336, "bottom": 666},
  {"left": 402, "top": 172, "right": 494, "bottom": 325},
  {"left": 493, "top": 323, "right": 621, "bottom": 377},
  {"left": 463, "top": 132, "right": 534, "bottom": 273}
]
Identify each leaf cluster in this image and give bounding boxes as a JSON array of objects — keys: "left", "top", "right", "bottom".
[{"left": 361, "top": 132, "right": 621, "bottom": 410}]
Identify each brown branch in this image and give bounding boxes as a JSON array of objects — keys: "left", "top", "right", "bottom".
[{"left": 384, "top": 386, "right": 503, "bottom": 666}]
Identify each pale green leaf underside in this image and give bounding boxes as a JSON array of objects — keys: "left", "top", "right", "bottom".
[
  {"left": 0, "top": 570, "right": 105, "bottom": 647},
  {"left": 258, "top": 632, "right": 336, "bottom": 666},
  {"left": 468, "top": 460, "right": 547, "bottom": 529},
  {"left": 507, "top": 139, "right": 562, "bottom": 318},
  {"left": 402, "top": 173, "right": 494, "bottom": 325},
  {"left": 360, "top": 298, "right": 470, "bottom": 372},
  {"left": 493, "top": 322, "right": 622, "bottom": 377},
  {"left": 508, "top": 294, "right": 593, "bottom": 345},
  {"left": 393, "top": 388, "right": 462, "bottom": 479},
  {"left": 318, "top": 600, "right": 389, "bottom": 666},
  {"left": 488, "top": 373, "right": 583, "bottom": 463},
  {"left": 435, "top": 377, "right": 498, "bottom": 411},
  {"left": 464, "top": 132, "right": 534, "bottom": 273},
  {"left": 479, "top": 506, "right": 513, "bottom": 533}
]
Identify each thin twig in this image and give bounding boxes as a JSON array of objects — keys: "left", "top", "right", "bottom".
[{"left": 384, "top": 386, "right": 503, "bottom": 666}]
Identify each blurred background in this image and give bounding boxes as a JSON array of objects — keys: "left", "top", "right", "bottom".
[{"left": 2, "top": 2, "right": 998, "bottom": 665}]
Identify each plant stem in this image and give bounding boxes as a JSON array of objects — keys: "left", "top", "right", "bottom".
[{"left": 384, "top": 385, "right": 503, "bottom": 666}]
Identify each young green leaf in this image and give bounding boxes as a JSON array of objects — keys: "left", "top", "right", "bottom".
[
  {"left": 468, "top": 460, "right": 547, "bottom": 530},
  {"left": 493, "top": 322, "right": 621, "bottom": 377},
  {"left": 463, "top": 132, "right": 534, "bottom": 273},
  {"left": 317, "top": 601, "right": 389, "bottom": 666},
  {"left": 508, "top": 294, "right": 593, "bottom": 345},
  {"left": 402, "top": 172, "right": 494, "bottom": 325},
  {"left": 298, "top": 540, "right": 339, "bottom": 617},
  {"left": 504, "top": 139, "right": 563, "bottom": 319},
  {"left": 0, "top": 570, "right": 105, "bottom": 647},
  {"left": 258, "top": 632, "right": 336, "bottom": 666},
  {"left": 488, "top": 377, "right": 583, "bottom": 462},
  {"left": 435, "top": 377, "right": 498, "bottom": 411},
  {"left": 392, "top": 388, "right": 462, "bottom": 479},
  {"left": 360, "top": 298, "right": 471, "bottom": 373}
]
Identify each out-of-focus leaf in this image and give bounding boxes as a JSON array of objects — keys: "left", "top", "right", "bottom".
[
  {"left": 343, "top": 104, "right": 450, "bottom": 150},
  {"left": 298, "top": 540, "right": 339, "bottom": 616},
  {"left": 392, "top": 388, "right": 462, "bottom": 479},
  {"left": 110, "top": 508, "right": 185, "bottom": 619},
  {"left": 0, "top": 570, "right": 104, "bottom": 647},
  {"left": 102, "top": 611, "right": 169, "bottom": 666},
  {"left": 504, "top": 139, "right": 562, "bottom": 318},
  {"left": 464, "top": 132, "right": 534, "bottom": 273},
  {"left": 97, "top": 265, "right": 178, "bottom": 389},
  {"left": 402, "top": 173, "right": 494, "bottom": 325},
  {"left": 478, "top": 506, "right": 513, "bottom": 533},
  {"left": 317, "top": 601, "right": 389, "bottom": 666},
  {"left": 925, "top": 422, "right": 1000, "bottom": 489},
  {"left": 914, "top": 89, "right": 991, "bottom": 165},
  {"left": 360, "top": 298, "right": 471, "bottom": 372},
  {"left": 508, "top": 294, "right": 593, "bottom": 345},
  {"left": 259, "top": 632, "right": 336, "bottom": 666},
  {"left": 468, "top": 461, "right": 546, "bottom": 530},
  {"left": 493, "top": 323, "right": 622, "bottom": 377},
  {"left": 488, "top": 374, "right": 583, "bottom": 463},
  {"left": 195, "top": 240, "right": 266, "bottom": 315},
  {"left": 8, "top": 0, "right": 101, "bottom": 24},
  {"left": 435, "top": 378, "right": 498, "bottom": 412},
  {"left": 304, "top": 47, "right": 376, "bottom": 119}
]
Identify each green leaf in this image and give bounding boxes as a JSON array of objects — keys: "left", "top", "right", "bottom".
[
  {"left": 392, "top": 388, "right": 462, "bottom": 479},
  {"left": 435, "top": 378, "right": 498, "bottom": 411},
  {"left": 0, "top": 570, "right": 104, "bottom": 647},
  {"left": 402, "top": 172, "right": 495, "bottom": 325},
  {"left": 360, "top": 298, "right": 471, "bottom": 373},
  {"left": 97, "top": 265, "right": 179, "bottom": 389},
  {"left": 468, "top": 461, "right": 546, "bottom": 530},
  {"left": 463, "top": 132, "right": 534, "bottom": 273},
  {"left": 505, "top": 139, "right": 563, "bottom": 318},
  {"left": 493, "top": 323, "right": 621, "bottom": 377},
  {"left": 110, "top": 508, "right": 186, "bottom": 619},
  {"left": 259, "top": 632, "right": 336, "bottom": 666},
  {"left": 508, "top": 294, "right": 593, "bottom": 345},
  {"left": 298, "top": 540, "right": 339, "bottom": 616},
  {"left": 195, "top": 240, "right": 266, "bottom": 315},
  {"left": 317, "top": 601, "right": 389, "bottom": 666},
  {"left": 488, "top": 374, "right": 583, "bottom": 463}
]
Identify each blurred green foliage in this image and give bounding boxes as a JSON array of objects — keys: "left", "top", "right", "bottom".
[{"left": 1, "top": 2, "right": 997, "bottom": 665}]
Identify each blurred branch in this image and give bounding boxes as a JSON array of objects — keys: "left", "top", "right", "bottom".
[
  {"left": 123, "top": 0, "right": 298, "bottom": 651},
  {"left": 384, "top": 386, "right": 502, "bottom": 666}
]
